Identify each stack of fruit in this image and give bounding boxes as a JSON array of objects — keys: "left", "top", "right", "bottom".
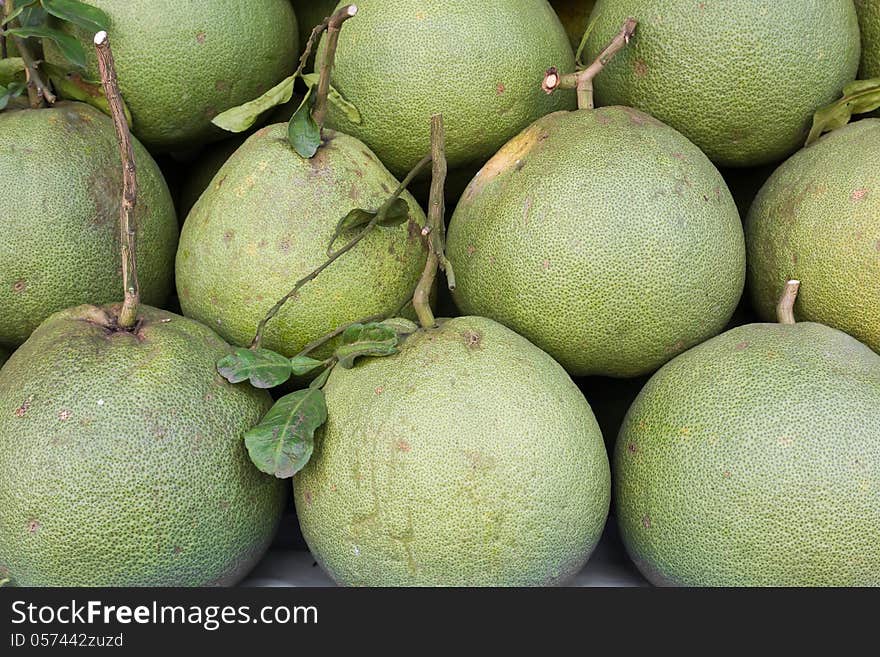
[{"left": 0, "top": 0, "right": 877, "bottom": 588}]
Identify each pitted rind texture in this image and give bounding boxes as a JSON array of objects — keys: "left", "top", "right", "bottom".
[
  {"left": 318, "top": 0, "right": 576, "bottom": 177},
  {"left": 0, "top": 103, "right": 178, "bottom": 348},
  {"left": 176, "top": 125, "right": 428, "bottom": 358},
  {"left": 0, "top": 305, "right": 285, "bottom": 587},
  {"left": 585, "top": 0, "right": 861, "bottom": 167},
  {"left": 44, "top": 0, "right": 299, "bottom": 151},
  {"left": 616, "top": 322, "right": 880, "bottom": 586},
  {"left": 746, "top": 119, "right": 880, "bottom": 354},
  {"left": 447, "top": 106, "right": 745, "bottom": 378},
  {"left": 856, "top": 0, "right": 880, "bottom": 78},
  {"left": 294, "top": 316, "right": 610, "bottom": 586}
]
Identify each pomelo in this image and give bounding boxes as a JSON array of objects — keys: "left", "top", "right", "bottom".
[
  {"left": 178, "top": 138, "right": 243, "bottom": 219},
  {"left": 0, "top": 102, "right": 177, "bottom": 348},
  {"left": 176, "top": 124, "right": 427, "bottom": 358},
  {"left": 857, "top": 0, "right": 880, "bottom": 78},
  {"left": 45, "top": 0, "right": 299, "bottom": 151},
  {"left": 0, "top": 304, "right": 285, "bottom": 586},
  {"left": 446, "top": 106, "right": 745, "bottom": 378},
  {"left": 294, "top": 316, "right": 610, "bottom": 586},
  {"left": 317, "top": 0, "right": 576, "bottom": 177},
  {"left": 616, "top": 319, "right": 880, "bottom": 586},
  {"left": 584, "top": 0, "right": 861, "bottom": 167},
  {"left": 746, "top": 119, "right": 880, "bottom": 354}
]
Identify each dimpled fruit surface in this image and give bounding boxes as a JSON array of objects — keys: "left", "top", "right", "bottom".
[
  {"left": 294, "top": 316, "right": 610, "bottom": 586},
  {"left": 0, "top": 103, "right": 177, "bottom": 348},
  {"left": 0, "top": 305, "right": 285, "bottom": 586},
  {"left": 857, "top": 0, "right": 880, "bottom": 78},
  {"left": 45, "top": 0, "right": 298, "bottom": 151},
  {"left": 176, "top": 125, "right": 427, "bottom": 358},
  {"left": 585, "top": 0, "right": 860, "bottom": 167},
  {"left": 746, "top": 120, "right": 880, "bottom": 354},
  {"left": 319, "top": 0, "right": 576, "bottom": 177},
  {"left": 616, "top": 322, "right": 880, "bottom": 586},
  {"left": 447, "top": 106, "right": 745, "bottom": 378}
]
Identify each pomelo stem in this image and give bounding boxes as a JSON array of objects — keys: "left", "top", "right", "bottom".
[
  {"left": 311, "top": 4, "right": 358, "bottom": 131},
  {"left": 250, "top": 153, "right": 432, "bottom": 350},
  {"left": 5, "top": 0, "right": 55, "bottom": 108},
  {"left": 543, "top": 17, "right": 637, "bottom": 110},
  {"left": 413, "top": 114, "right": 447, "bottom": 330},
  {"left": 776, "top": 280, "right": 801, "bottom": 325},
  {"left": 94, "top": 31, "right": 139, "bottom": 329}
]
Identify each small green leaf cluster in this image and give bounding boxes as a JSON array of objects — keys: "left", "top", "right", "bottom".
[
  {"left": 0, "top": 57, "right": 25, "bottom": 108},
  {"left": 2, "top": 0, "right": 109, "bottom": 69},
  {"left": 217, "top": 318, "right": 417, "bottom": 479}
]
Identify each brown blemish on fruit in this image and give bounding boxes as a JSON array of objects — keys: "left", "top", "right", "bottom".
[
  {"left": 14, "top": 395, "right": 33, "bottom": 418},
  {"left": 466, "top": 245, "right": 476, "bottom": 256},
  {"left": 642, "top": 515, "right": 652, "bottom": 529},
  {"left": 395, "top": 440, "right": 411, "bottom": 452},
  {"left": 634, "top": 59, "right": 648, "bottom": 77},
  {"left": 465, "top": 121, "right": 546, "bottom": 197},
  {"left": 665, "top": 339, "right": 686, "bottom": 354},
  {"left": 851, "top": 188, "right": 868, "bottom": 202},
  {"left": 778, "top": 435, "right": 794, "bottom": 447},
  {"left": 304, "top": 491, "right": 313, "bottom": 505},
  {"left": 628, "top": 443, "right": 637, "bottom": 454},
  {"left": 279, "top": 238, "right": 291, "bottom": 253},
  {"left": 735, "top": 341, "right": 750, "bottom": 350},
  {"left": 12, "top": 279, "right": 26, "bottom": 293},
  {"left": 462, "top": 330, "right": 482, "bottom": 349},
  {"left": 541, "top": 259, "right": 551, "bottom": 271},
  {"left": 173, "top": 546, "right": 183, "bottom": 555},
  {"left": 496, "top": 83, "right": 506, "bottom": 95},
  {"left": 215, "top": 80, "right": 230, "bottom": 93},
  {"left": 223, "top": 230, "right": 235, "bottom": 244},
  {"left": 875, "top": 239, "right": 880, "bottom": 253},
  {"left": 723, "top": 470, "right": 732, "bottom": 479},
  {"left": 375, "top": 386, "right": 384, "bottom": 395},
  {"left": 196, "top": 31, "right": 206, "bottom": 44},
  {"left": 26, "top": 519, "right": 41, "bottom": 534},
  {"left": 58, "top": 409, "right": 72, "bottom": 421}
]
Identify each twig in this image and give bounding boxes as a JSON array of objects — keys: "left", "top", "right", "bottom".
[
  {"left": 94, "top": 31, "right": 139, "bottom": 328},
  {"left": 311, "top": 4, "right": 357, "bottom": 130},
  {"left": 1, "top": 0, "right": 7, "bottom": 59},
  {"left": 776, "top": 280, "right": 800, "bottom": 325},
  {"left": 291, "top": 13, "right": 333, "bottom": 84},
  {"left": 414, "top": 114, "right": 447, "bottom": 329},
  {"left": 251, "top": 153, "right": 432, "bottom": 349},
  {"left": 543, "top": 17, "right": 637, "bottom": 110},
  {"left": 11, "top": 35, "right": 55, "bottom": 106}
]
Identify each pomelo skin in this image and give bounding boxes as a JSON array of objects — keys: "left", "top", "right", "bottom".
[
  {"left": 45, "top": 0, "right": 299, "bottom": 151},
  {"left": 447, "top": 106, "right": 745, "bottom": 378},
  {"left": 294, "top": 316, "right": 610, "bottom": 586},
  {"left": 176, "top": 125, "right": 427, "bottom": 358},
  {"left": 746, "top": 120, "right": 880, "bottom": 354},
  {"left": 616, "top": 322, "right": 880, "bottom": 586},
  {"left": 0, "top": 103, "right": 178, "bottom": 348},
  {"left": 585, "top": 0, "right": 861, "bottom": 167},
  {"left": 856, "top": 0, "right": 880, "bottom": 78},
  {"left": 0, "top": 305, "right": 286, "bottom": 587},
  {"left": 319, "top": 0, "right": 576, "bottom": 177}
]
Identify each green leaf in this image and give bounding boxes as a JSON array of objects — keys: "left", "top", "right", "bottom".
[
  {"left": 806, "top": 77, "right": 880, "bottom": 146},
  {"left": 217, "top": 347, "right": 292, "bottom": 389},
  {"left": 41, "top": 0, "right": 109, "bottom": 33},
  {"left": 244, "top": 388, "right": 327, "bottom": 478},
  {"left": 0, "top": 80, "right": 26, "bottom": 110},
  {"left": 326, "top": 198, "right": 410, "bottom": 254},
  {"left": 7, "top": 25, "right": 86, "bottom": 68},
  {"left": 0, "top": 58, "right": 26, "bottom": 86},
  {"left": 301, "top": 72, "right": 362, "bottom": 124},
  {"left": 1, "top": 0, "right": 39, "bottom": 26},
  {"left": 309, "top": 365, "right": 332, "bottom": 390},
  {"left": 288, "top": 88, "right": 321, "bottom": 158},
  {"left": 43, "top": 62, "right": 132, "bottom": 125},
  {"left": 335, "top": 322, "right": 399, "bottom": 368},
  {"left": 380, "top": 317, "right": 419, "bottom": 336},
  {"left": 289, "top": 355, "right": 325, "bottom": 377},
  {"left": 212, "top": 73, "right": 297, "bottom": 133}
]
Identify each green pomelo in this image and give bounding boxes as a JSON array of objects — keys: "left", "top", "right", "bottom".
[
  {"left": 318, "top": 0, "right": 576, "bottom": 177},
  {"left": 294, "top": 316, "right": 610, "bottom": 586},
  {"left": 176, "top": 125, "right": 427, "bottom": 358},
  {"left": 178, "top": 138, "right": 244, "bottom": 219},
  {"left": 45, "top": 0, "right": 299, "bottom": 151},
  {"left": 0, "top": 103, "right": 178, "bottom": 348},
  {"left": 616, "top": 321, "right": 880, "bottom": 586},
  {"left": 447, "top": 106, "right": 745, "bottom": 378},
  {"left": 746, "top": 120, "right": 880, "bottom": 354},
  {"left": 857, "top": 0, "right": 880, "bottom": 78},
  {"left": 0, "top": 305, "right": 285, "bottom": 586},
  {"left": 550, "top": 0, "right": 596, "bottom": 50},
  {"left": 292, "top": 0, "right": 338, "bottom": 64},
  {"left": 585, "top": 0, "right": 861, "bottom": 167}
]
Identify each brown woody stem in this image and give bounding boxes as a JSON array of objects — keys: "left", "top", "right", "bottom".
[
  {"left": 251, "top": 154, "right": 431, "bottom": 349},
  {"left": 311, "top": 4, "right": 357, "bottom": 130},
  {"left": 413, "top": 114, "right": 447, "bottom": 329},
  {"left": 776, "top": 280, "right": 800, "bottom": 325},
  {"left": 94, "top": 31, "right": 139, "bottom": 329},
  {"left": 543, "top": 17, "right": 637, "bottom": 110},
  {"left": 11, "top": 35, "right": 55, "bottom": 107}
]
